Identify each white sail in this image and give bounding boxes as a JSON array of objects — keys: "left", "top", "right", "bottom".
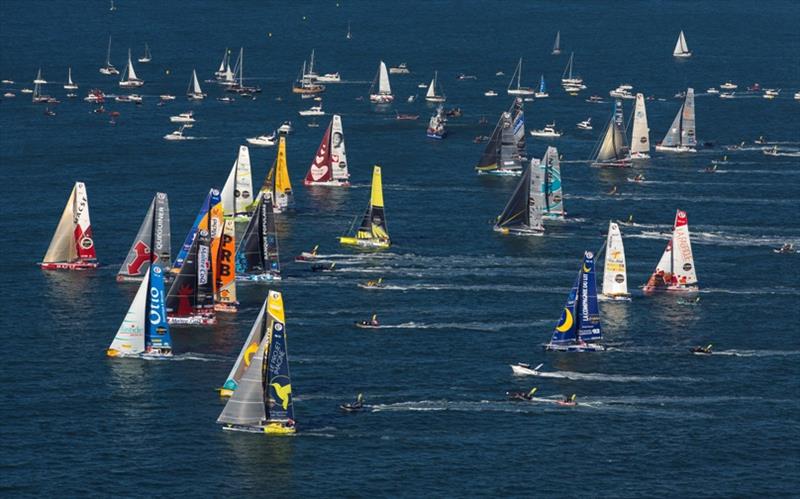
[
  {"left": 108, "top": 275, "right": 147, "bottom": 355},
  {"left": 217, "top": 49, "right": 227, "bottom": 73},
  {"left": 630, "top": 93, "right": 650, "bottom": 155},
  {"left": 43, "top": 182, "right": 93, "bottom": 264},
  {"left": 378, "top": 61, "right": 391, "bottom": 94},
  {"left": 528, "top": 159, "right": 545, "bottom": 232},
  {"left": 222, "top": 146, "right": 254, "bottom": 218},
  {"left": 673, "top": 30, "right": 690, "bottom": 56},
  {"left": 671, "top": 213, "right": 697, "bottom": 285},
  {"left": 190, "top": 69, "right": 202, "bottom": 94},
  {"left": 602, "top": 221, "right": 629, "bottom": 297},
  {"left": 426, "top": 78, "right": 436, "bottom": 98},
  {"left": 67, "top": 67, "right": 73, "bottom": 85},
  {"left": 331, "top": 114, "right": 349, "bottom": 181},
  {"left": 125, "top": 49, "right": 138, "bottom": 81}
]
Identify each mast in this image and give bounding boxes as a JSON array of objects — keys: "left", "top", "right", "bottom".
[{"left": 106, "top": 35, "right": 113, "bottom": 66}]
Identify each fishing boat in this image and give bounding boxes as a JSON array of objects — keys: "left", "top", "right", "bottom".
[
  {"left": 119, "top": 49, "right": 144, "bottom": 87},
  {"left": 221, "top": 145, "right": 254, "bottom": 221},
  {"left": 170, "top": 111, "right": 195, "bottom": 123},
  {"left": 235, "top": 193, "right": 282, "bottom": 281},
  {"left": 561, "top": 52, "right": 583, "bottom": 86},
  {"left": 99, "top": 35, "right": 119, "bottom": 75},
  {"left": 673, "top": 30, "right": 692, "bottom": 58},
  {"left": 213, "top": 219, "right": 238, "bottom": 312},
  {"left": 107, "top": 263, "right": 173, "bottom": 358},
  {"left": 655, "top": 88, "right": 697, "bottom": 153},
  {"left": 534, "top": 75, "right": 548, "bottom": 98},
  {"left": 226, "top": 48, "right": 261, "bottom": 94},
  {"left": 530, "top": 122, "right": 562, "bottom": 138},
  {"left": 186, "top": 69, "right": 205, "bottom": 100},
  {"left": 493, "top": 159, "right": 545, "bottom": 236},
  {"left": 630, "top": 93, "right": 651, "bottom": 159},
  {"left": 39, "top": 182, "right": 99, "bottom": 270},
  {"left": 369, "top": 61, "right": 394, "bottom": 103},
  {"left": 246, "top": 133, "right": 277, "bottom": 147},
  {"left": 425, "top": 71, "right": 446, "bottom": 103},
  {"left": 599, "top": 221, "right": 630, "bottom": 301},
  {"left": 643, "top": 209, "right": 698, "bottom": 294},
  {"left": 552, "top": 31, "right": 561, "bottom": 55},
  {"left": 138, "top": 43, "right": 152, "bottom": 63},
  {"left": 217, "top": 290, "right": 296, "bottom": 435},
  {"left": 577, "top": 118, "right": 592, "bottom": 130},
  {"left": 339, "top": 166, "right": 390, "bottom": 249},
  {"left": 259, "top": 137, "right": 294, "bottom": 213},
  {"left": 475, "top": 99, "right": 526, "bottom": 176},
  {"left": 389, "top": 63, "right": 410, "bottom": 74},
  {"left": 166, "top": 191, "right": 221, "bottom": 325},
  {"left": 63, "top": 67, "right": 78, "bottom": 90},
  {"left": 591, "top": 100, "right": 631, "bottom": 167},
  {"left": 117, "top": 193, "right": 171, "bottom": 282},
  {"left": 426, "top": 105, "right": 447, "bottom": 139},
  {"left": 545, "top": 251, "right": 605, "bottom": 352},
  {"left": 507, "top": 58, "right": 535, "bottom": 96},
  {"left": 540, "top": 147, "right": 565, "bottom": 219},
  {"left": 304, "top": 114, "right": 351, "bottom": 186},
  {"left": 298, "top": 103, "right": 325, "bottom": 116}
]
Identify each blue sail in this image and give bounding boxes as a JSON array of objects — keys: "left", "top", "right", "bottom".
[
  {"left": 549, "top": 271, "right": 580, "bottom": 345},
  {"left": 146, "top": 263, "right": 172, "bottom": 351},
  {"left": 265, "top": 313, "right": 294, "bottom": 423},
  {"left": 539, "top": 74, "right": 546, "bottom": 93},
  {"left": 172, "top": 189, "right": 221, "bottom": 270},
  {"left": 577, "top": 251, "right": 603, "bottom": 342}
]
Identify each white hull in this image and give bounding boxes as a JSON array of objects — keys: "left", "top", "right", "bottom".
[
  {"left": 425, "top": 96, "right": 446, "bottom": 103},
  {"left": 507, "top": 88, "right": 534, "bottom": 96},
  {"left": 673, "top": 52, "right": 692, "bottom": 58},
  {"left": 119, "top": 80, "right": 144, "bottom": 88},
  {"left": 369, "top": 94, "right": 394, "bottom": 104},
  {"left": 477, "top": 168, "right": 521, "bottom": 177},
  {"left": 630, "top": 152, "right": 650, "bottom": 159},
  {"left": 655, "top": 145, "right": 696, "bottom": 153},
  {"left": 246, "top": 136, "right": 276, "bottom": 147},
  {"left": 534, "top": 92, "right": 549, "bottom": 98},
  {"left": 598, "top": 293, "right": 632, "bottom": 302},
  {"left": 545, "top": 343, "right": 605, "bottom": 352},
  {"left": 530, "top": 131, "right": 561, "bottom": 138}
]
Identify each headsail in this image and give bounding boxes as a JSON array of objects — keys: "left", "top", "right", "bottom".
[
  {"left": 172, "top": 189, "right": 218, "bottom": 272},
  {"left": 220, "top": 303, "right": 265, "bottom": 395},
  {"left": 214, "top": 219, "right": 238, "bottom": 311},
  {"left": 548, "top": 251, "right": 603, "bottom": 347},
  {"left": 118, "top": 192, "right": 171, "bottom": 281},
  {"left": 494, "top": 159, "right": 544, "bottom": 235},
  {"left": 236, "top": 192, "right": 281, "bottom": 280},
  {"left": 644, "top": 209, "right": 698, "bottom": 292},
  {"left": 166, "top": 228, "right": 215, "bottom": 324},
  {"left": 221, "top": 146, "right": 254, "bottom": 219},
  {"left": 40, "top": 182, "right": 98, "bottom": 269},
  {"left": 541, "top": 147, "right": 565, "bottom": 218},
  {"left": 304, "top": 114, "right": 350, "bottom": 185},
  {"left": 630, "top": 93, "right": 650, "bottom": 156},
  {"left": 592, "top": 100, "right": 630, "bottom": 165},
  {"left": 261, "top": 137, "right": 294, "bottom": 213},
  {"left": 107, "top": 270, "right": 147, "bottom": 356},
  {"left": 601, "top": 222, "right": 629, "bottom": 298},
  {"left": 475, "top": 99, "right": 526, "bottom": 173},
  {"left": 659, "top": 88, "right": 696, "bottom": 149},
  {"left": 340, "top": 166, "right": 390, "bottom": 248}
]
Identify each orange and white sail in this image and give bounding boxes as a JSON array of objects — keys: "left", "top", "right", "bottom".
[
  {"left": 40, "top": 181, "right": 99, "bottom": 270},
  {"left": 214, "top": 219, "right": 238, "bottom": 312}
]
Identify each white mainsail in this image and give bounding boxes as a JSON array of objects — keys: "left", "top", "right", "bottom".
[
  {"left": 125, "top": 49, "right": 139, "bottom": 81},
  {"left": 378, "top": 61, "right": 391, "bottom": 95},
  {"left": 630, "top": 93, "right": 650, "bottom": 156},
  {"left": 673, "top": 30, "right": 691, "bottom": 57},
  {"left": 602, "top": 221, "right": 629, "bottom": 298},
  {"left": 671, "top": 214, "right": 697, "bottom": 285},
  {"left": 189, "top": 69, "right": 203, "bottom": 96},
  {"left": 426, "top": 78, "right": 436, "bottom": 98},
  {"left": 42, "top": 182, "right": 94, "bottom": 264},
  {"left": 107, "top": 275, "right": 147, "bottom": 355},
  {"left": 331, "top": 114, "right": 350, "bottom": 181},
  {"left": 222, "top": 146, "right": 254, "bottom": 219}
]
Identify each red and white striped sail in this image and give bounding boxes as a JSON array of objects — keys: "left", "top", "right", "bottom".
[{"left": 40, "top": 181, "right": 98, "bottom": 270}]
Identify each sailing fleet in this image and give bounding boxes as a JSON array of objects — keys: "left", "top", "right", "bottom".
[{"left": 28, "top": 24, "right": 791, "bottom": 436}]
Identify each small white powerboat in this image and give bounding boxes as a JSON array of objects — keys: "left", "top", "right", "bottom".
[
  {"left": 530, "top": 122, "right": 562, "bottom": 138},
  {"left": 164, "top": 125, "right": 193, "bottom": 141},
  {"left": 299, "top": 104, "right": 325, "bottom": 116},
  {"left": 170, "top": 111, "right": 195, "bottom": 123},
  {"left": 246, "top": 133, "right": 277, "bottom": 147},
  {"left": 577, "top": 118, "right": 592, "bottom": 130}
]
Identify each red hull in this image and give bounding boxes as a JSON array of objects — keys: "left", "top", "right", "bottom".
[{"left": 39, "top": 261, "right": 99, "bottom": 270}]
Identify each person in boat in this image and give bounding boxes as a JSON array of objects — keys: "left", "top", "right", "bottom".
[
  {"left": 607, "top": 185, "right": 618, "bottom": 196},
  {"left": 365, "top": 277, "right": 384, "bottom": 288},
  {"left": 311, "top": 262, "right": 335, "bottom": 272},
  {"left": 358, "top": 314, "right": 380, "bottom": 327},
  {"left": 625, "top": 214, "right": 634, "bottom": 224},
  {"left": 705, "top": 164, "right": 717, "bottom": 173},
  {"left": 692, "top": 344, "right": 713, "bottom": 354},
  {"left": 508, "top": 387, "right": 538, "bottom": 401},
  {"left": 634, "top": 174, "right": 645, "bottom": 182},
  {"left": 777, "top": 243, "right": 796, "bottom": 254}
]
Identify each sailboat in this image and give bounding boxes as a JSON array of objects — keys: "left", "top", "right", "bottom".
[
  {"left": 215, "top": 48, "right": 230, "bottom": 78},
  {"left": 535, "top": 75, "right": 548, "bottom": 98},
  {"left": 99, "top": 35, "right": 119, "bottom": 75},
  {"left": 171, "top": 189, "right": 216, "bottom": 273},
  {"left": 138, "top": 43, "right": 152, "bottom": 63},
  {"left": 304, "top": 114, "right": 351, "bottom": 186},
  {"left": 560, "top": 52, "right": 583, "bottom": 87},
  {"left": 107, "top": 263, "right": 173, "bottom": 358},
  {"left": 339, "top": 166, "right": 390, "bottom": 249},
  {"left": 493, "top": 158, "right": 545, "bottom": 236},
  {"left": 507, "top": 58, "right": 534, "bottom": 96},
  {"left": 673, "top": 30, "right": 692, "bottom": 58},
  {"left": 545, "top": 251, "right": 605, "bottom": 352},
  {"left": 221, "top": 146, "right": 254, "bottom": 221},
  {"left": 119, "top": 49, "right": 144, "bottom": 87},
  {"left": 218, "top": 301, "right": 266, "bottom": 397},
  {"left": 346, "top": 21, "right": 352, "bottom": 40},
  {"left": 369, "top": 61, "right": 393, "bottom": 103},
  {"left": 166, "top": 189, "right": 221, "bottom": 325},
  {"left": 630, "top": 93, "right": 650, "bottom": 159},
  {"left": 117, "top": 193, "right": 171, "bottom": 282},
  {"left": 214, "top": 219, "right": 238, "bottom": 312},
  {"left": 235, "top": 192, "right": 282, "bottom": 281},
  {"left": 591, "top": 100, "right": 631, "bottom": 167},
  {"left": 643, "top": 209, "right": 698, "bottom": 294},
  {"left": 475, "top": 98, "right": 527, "bottom": 176},
  {"left": 552, "top": 31, "right": 561, "bottom": 55},
  {"left": 226, "top": 48, "right": 261, "bottom": 94},
  {"left": 31, "top": 68, "right": 52, "bottom": 103},
  {"left": 425, "top": 71, "right": 446, "bottom": 103},
  {"left": 217, "top": 290, "right": 296, "bottom": 435},
  {"left": 259, "top": 137, "right": 294, "bottom": 213},
  {"left": 655, "top": 88, "right": 697, "bottom": 153},
  {"left": 540, "top": 146, "right": 565, "bottom": 219},
  {"left": 39, "top": 182, "right": 99, "bottom": 270},
  {"left": 599, "top": 221, "right": 630, "bottom": 301},
  {"left": 63, "top": 67, "right": 78, "bottom": 90},
  {"left": 302, "top": 49, "right": 319, "bottom": 81},
  {"left": 186, "top": 69, "right": 205, "bottom": 100},
  {"left": 426, "top": 105, "right": 447, "bottom": 139}
]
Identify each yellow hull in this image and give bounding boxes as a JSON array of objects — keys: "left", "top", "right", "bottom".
[
  {"left": 263, "top": 422, "right": 296, "bottom": 435},
  {"left": 339, "top": 236, "right": 390, "bottom": 250},
  {"left": 218, "top": 388, "right": 234, "bottom": 398},
  {"left": 106, "top": 349, "right": 121, "bottom": 358}
]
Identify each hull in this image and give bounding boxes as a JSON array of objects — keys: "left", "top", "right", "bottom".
[
  {"left": 119, "top": 80, "right": 144, "bottom": 88},
  {"left": 673, "top": 52, "right": 692, "bottom": 58},
  {"left": 339, "top": 236, "right": 390, "bottom": 250},
  {"left": 425, "top": 96, "right": 446, "bottom": 103},
  {"left": 643, "top": 284, "right": 698, "bottom": 295},
  {"left": 598, "top": 293, "right": 632, "bottom": 302},
  {"left": 303, "top": 179, "right": 350, "bottom": 187},
  {"left": 39, "top": 261, "right": 99, "bottom": 270},
  {"left": 214, "top": 303, "right": 239, "bottom": 313},
  {"left": 545, "top": 343, "right": 605, "bottom": 352},
  {"left": 655, "top": 144, "right": 696, "bottom": 153},
  {"left": 292, "top": 85, "right": 325, "bottom": 95},
  {"left": 426, "top": 131, "right": 446, "bottom": 139},
  {"left": 167, "top": 315, "right": 216, "bottom": 325},
  {"left": 218, "top": 388, "right": 234, "bottom": 398},
  {"left": 630, "top": 152, "right": 650, "bottom": 159},
  {"left": 591, "top": 159, "right": 631, "bottom": 168},
  {"left": 477, "top": 168, "right": 522, "bottom": 177},
  {"left": 221, "top": 423, "right": 296, "bottom": 435},
  {"left": 369, "top": 94, "right": 394, "bottom": 103},
  {"left": 542, "top": 213, "right": 566, "bottom": 221},
  {"left": 236, "top": 273, "right": 281, "bottom": 282},
  {"left": 493, "top": 225, "right": 544, "bottom": 237}
]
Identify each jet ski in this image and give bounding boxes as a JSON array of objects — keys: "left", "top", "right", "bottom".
[
  {"left": 704, "top": 165, "right": 718, "bottom": 173},
  {"left": 627, "top": 174, "right": 645, "bottom": 183},
  {"left": 691, "top": 344, "right": 713, "bottom": 355}
]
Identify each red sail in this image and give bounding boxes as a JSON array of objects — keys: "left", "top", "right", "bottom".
[{"left": 304, "top": 121, "right": 334, "bottom": 184}]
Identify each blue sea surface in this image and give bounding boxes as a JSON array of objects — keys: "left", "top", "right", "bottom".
[{"left": 2, "top": 1, "right": 799, "bottom": 496}]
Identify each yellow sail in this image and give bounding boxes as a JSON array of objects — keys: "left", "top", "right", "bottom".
[
  {"left": 340, "top": 166, "right": 390, "bottom": 249},
  {"left": 274, "top": 137, "right": 292, "bottom": 195},
  {"left": 199, "top": 197, "right": 224, "bottom": 298}
]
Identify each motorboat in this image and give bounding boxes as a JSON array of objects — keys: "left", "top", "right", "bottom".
[
  {"left": 277, "top": 121, "right": 294, "bottom": 134},
  {"left": 316, "top": 72, "right": 341, "bottom": 83},
  {"left": 246, "top": 133, "right": 277, "bottom": 147},
  {"left": 763, "top": 88, "right": 780, "bottom": 99},
  {"left": 720, "top": 81, "right": 737, "bottom": 90},
  {"left": 388, "top": 63, "right": 410, "bottom": 74},
  {"left": 576, "top": 118, "right": 592, "bottom": 130},
  {"left": 586, "top": 95, "right": 604, "bottom": 103},
  {"left": 396, "top": 112, "right": 419, "bottom": 121},
  {"left": 163, "top": 125, "right": 192, "bottom": 141},
  {"left": 170, "top": 111, "right": 195, "bottom": 123},
  {"left": 3, "top": 92, "right": 14, "bottom": 98},
  {"left": 774, "top": 243, "right": 797, "bottom": 254},
  {"left": 159, "top": 94, "right": 176, "bottom": 101},
  {"left": 484, "top": 90, "right": 498, "bottom": 97},
  {"left": 299, "top": 104, "right": 325, "bottom": 116},
  {"left": 457, "top": 73, "right": 477, "bottom": 80},
  {"left": 530, "top": 122, "right": 562, "bottom": 138},
  {"left": 719, "top": 92, "right": 736, "bottom": 99},
  {"left": 706, "top": 87, "right": 719, "bottom": 94},
  {"left": 115, "top": 94, "right": 142, "bottom": 103},
  {"left": 609, "top": 85, "right": 635, "bottom": 99}
]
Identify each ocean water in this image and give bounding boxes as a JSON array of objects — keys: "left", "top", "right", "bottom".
[{"left": 2, "top": 1, "right": 800, "bottom": 496}]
